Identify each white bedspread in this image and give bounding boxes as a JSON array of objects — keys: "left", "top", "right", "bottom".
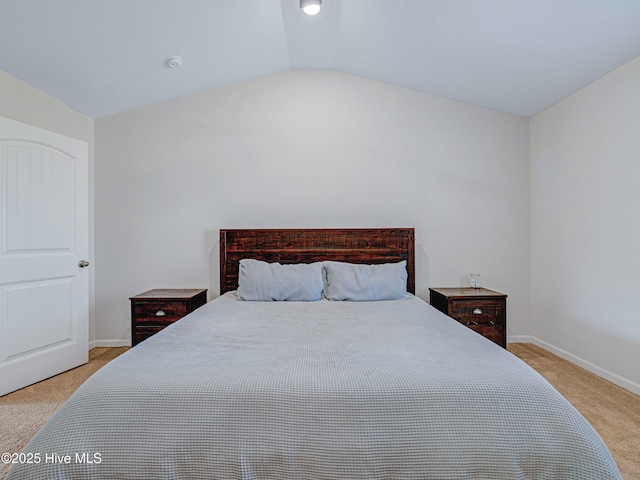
[{"left": 7, "top": 293, "right": 621, "bottom": 479}]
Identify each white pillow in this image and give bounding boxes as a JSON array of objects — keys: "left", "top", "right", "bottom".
[
  {"left": 323, "top": 260, "right": 409, "bottom": 301},
  {"left": 237, "top": 259, "right": 323, "bottom": 301}
]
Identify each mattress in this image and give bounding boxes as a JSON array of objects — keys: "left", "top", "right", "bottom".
[{"left": 7, "top": 293, "right": 621, "bottom": 479}]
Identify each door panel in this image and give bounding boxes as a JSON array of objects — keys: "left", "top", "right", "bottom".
[
  {"left": 2, "top": 279, "right": 73, "bottom": 360},
  {"left": 0, "top": 116, "right": 88, "bottom": 396},
  {"left": 4, "top": 143, "right": 74, "bottom": 252}
]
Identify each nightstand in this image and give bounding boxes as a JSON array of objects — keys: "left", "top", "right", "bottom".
[
  {"left": 429, "top": 287, "right": 507, "bottom": 348},
  {"left": 130, "top": 288, "right": 207, "bottom": 346}
]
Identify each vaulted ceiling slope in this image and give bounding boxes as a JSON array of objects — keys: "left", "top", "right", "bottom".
[{"left": 2, "top": 0, "right": 640, "bottom": 119}]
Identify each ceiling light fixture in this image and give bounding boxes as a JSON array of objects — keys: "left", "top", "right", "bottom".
[{"left": 300, "top": 0, "right": 321, "bottom": 16}]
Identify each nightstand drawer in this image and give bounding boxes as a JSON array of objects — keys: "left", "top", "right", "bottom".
[
  {"left": 133, "top": 301, "right": 187, "bottom": 323},
  {"left": 450, "top": 299, "right": 505, "bottom": 326},
  {"left": 465, "top": 323, "right": 504, "bottom": 346},
  {"left": 133, "top": 326, "right": 167, "bottom": 344},
  {"left": 130, "top": 289, "right": 207, "bottom": 346}
]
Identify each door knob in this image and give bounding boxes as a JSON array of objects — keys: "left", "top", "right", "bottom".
[{"left": 78, "top": 260, "right": 90, "bottom": 268}]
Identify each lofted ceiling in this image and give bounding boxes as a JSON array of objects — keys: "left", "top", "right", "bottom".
[{"left": 1, "top": 0, "right": 640, "bottom": 119}]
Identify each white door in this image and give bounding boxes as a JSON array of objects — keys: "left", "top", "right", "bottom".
[{"left": 0, "top": 116, "right": 88, "bottom": 396}]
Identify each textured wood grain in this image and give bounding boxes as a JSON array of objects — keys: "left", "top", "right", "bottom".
[
  {"left": 220, "top": 228, "right": 415, "bottom": 295},
  {"left": 130, "top": 289, "right": 207, "bottom": 345},
  {"left": 429, "top": 287, "right": 507, "bottom": 348}
]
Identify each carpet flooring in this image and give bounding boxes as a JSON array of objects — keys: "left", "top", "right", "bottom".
[
  {"left": 509, "top": 343, "right": 640, "bottom": 480},
  {"left": 0, "top": 348, "right": 128, "bottom": 479},
  {"left": 1, "top": 343, "right": 638, "bottom": 479}
]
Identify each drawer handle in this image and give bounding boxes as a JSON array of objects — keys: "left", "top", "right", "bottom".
[
  {"left": 155, "top": 310, "right": 166, "bottom": 317},
  {"left": 473, "top": 308, "right": 483, "bottom": 315},
  {"left": 466, "top": 320, "right": 479, "bottom": 326}
]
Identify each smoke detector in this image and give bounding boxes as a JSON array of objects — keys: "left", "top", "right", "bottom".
[{"left": 164, "top": 56, "right": 183, "bottom": 69}]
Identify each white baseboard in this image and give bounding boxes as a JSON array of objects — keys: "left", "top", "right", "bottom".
[
  {"left": 89, "top": 339, "right": 131, "bottom": 349},
  {"left": 507, "top": 334, "right": 534, "bottom": 344},
  {"left": 508, "top": 334, "right": 640, "bottom": 396}
]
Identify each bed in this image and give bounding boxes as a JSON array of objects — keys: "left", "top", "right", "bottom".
[{"left": 7, "top": 228, "right": 621, "bottom": 479}]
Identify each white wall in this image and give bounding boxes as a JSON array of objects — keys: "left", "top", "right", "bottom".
[
  {"left": 0, "top": 69, "right": 96, "bottom": 342},
  {"left": 530, "top": 56, "right": 640, "bottom": 394},
  {"left": 4, "top": 56, "right": 637, "bottom": 394},
  {"left": 95, "top": 70, "right": 530, "bottom": 344}
]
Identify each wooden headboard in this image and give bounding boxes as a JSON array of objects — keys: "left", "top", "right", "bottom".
[{"left": 219, "top": 228, "right": 415, "bottom": 295}]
